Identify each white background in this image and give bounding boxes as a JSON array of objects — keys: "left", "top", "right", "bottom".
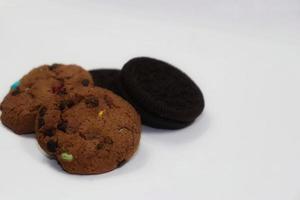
[{"left": 0, "top": 0, "right": 300, "bottom": 199}]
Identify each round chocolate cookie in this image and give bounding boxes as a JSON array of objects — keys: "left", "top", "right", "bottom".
[
  {"left": 120, "top": 57, "right": 204, "bottom": 129},
  {"left": 35, "top": 87, "right": 141, "bottom": 175},
  {"left": 89, "top": 69, "right": 121, "bottom": 95},
  {"left": 0, "top": 64, "right": 93, "bottom": 134}
]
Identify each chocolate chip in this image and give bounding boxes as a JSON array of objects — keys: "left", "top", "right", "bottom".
[
  {"left": 47, "top": 140, "right": 58, "bottom": 152},
  {"left": 51, "top": 86, "right": 57, "bottom": 94},
  {"left": 11, "top": 87, "right": 20, "bottom": 96},
  {"left": 49, "top": 64, "right": 60, "bottom": 71},
  {"left": 66, "top": 100, "right": 74, "bottom": 108},
  {"left": 96, "top": 143, "right": 104, "bottom": 150},
  {"left": 85, "top": 96, "right": 99, "bottom": 108},
  {"left": 57, "top": 121, "right": 67, "bottom": 132},
  {"left": 58, "top": 100, "right": 74, "bottom": 111},
  {"left": 57, "top": 88, "right": 67, "bottom": 96},
  {"left": 104, "top": 136, "right": 113, "bottom": 144},
  {"left": 39, "top": 106, "right": 47, "bottom": 117},
  {"left": 44, "top": 129, "right": 54, "bottom": 137},
  {"left": 117, "top": 159, "right": 127, "bottom": 168},
  {"left": 58, "top": 101, "right": 66, "bottom": 110},
  {"left": 81, "top": 79, "right": 90, "bottom": 87},
  {"left": 38, "top": 118, "right": 45, "bottom": 129}
]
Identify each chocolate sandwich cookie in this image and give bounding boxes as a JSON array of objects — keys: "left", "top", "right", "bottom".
[
  {"left": 90, "top": 57, "right": 205, "bottom": 129},
  {"left": 35, "top": 87, "right": 141, "bottom": 175},
  {"left": 0, "top": 64, "right": 93, "bottom": 134},
  {"left": 89, "top": 69, "right": 120, "bottom": 94}
]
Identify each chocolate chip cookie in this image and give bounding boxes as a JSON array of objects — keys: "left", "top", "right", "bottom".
[
  {"left": 0, "top": 64, "right": 93, "bottom": 134},
  {"left": 35, "top": 87, "right": 141, "bottom": 175}
]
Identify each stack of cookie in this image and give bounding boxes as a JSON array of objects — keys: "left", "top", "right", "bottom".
[
  {"left": 90, "top": 57, "right": 205, "bottom": 129},
  {"left": 0, "top": 57, "right": 205, "bottom": 175}
]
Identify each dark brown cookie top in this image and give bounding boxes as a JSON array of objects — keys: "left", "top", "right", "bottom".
[
  {"left": 0, "top": 64, "right": 93, "bottom": 134},
  {"left": 36, "top": 87, "right": 141, "bottom": 175}
]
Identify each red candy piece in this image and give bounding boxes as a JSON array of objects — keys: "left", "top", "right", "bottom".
[{"left": 52, "top": 85, "right": 66, "bottom": 95}]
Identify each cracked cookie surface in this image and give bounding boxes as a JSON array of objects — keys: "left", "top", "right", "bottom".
[
  {"left": 36, "top": 87, "right": 141, "bottom": 175},
  {"left": 0, "top": 64, "right": 93, "bottom": 134}
]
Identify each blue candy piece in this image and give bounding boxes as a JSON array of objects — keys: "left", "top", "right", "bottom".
[{"left": 11, "top": 80, "right": 20, "bottom": 90}]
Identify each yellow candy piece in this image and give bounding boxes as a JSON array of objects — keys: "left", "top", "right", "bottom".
[{"left": 98, "top": 110, "right": 105, "bottom": 118}]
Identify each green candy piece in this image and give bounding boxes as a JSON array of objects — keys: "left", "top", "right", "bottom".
[{"left": 61, "top": 152, "right": 73, "bottom": 162}]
